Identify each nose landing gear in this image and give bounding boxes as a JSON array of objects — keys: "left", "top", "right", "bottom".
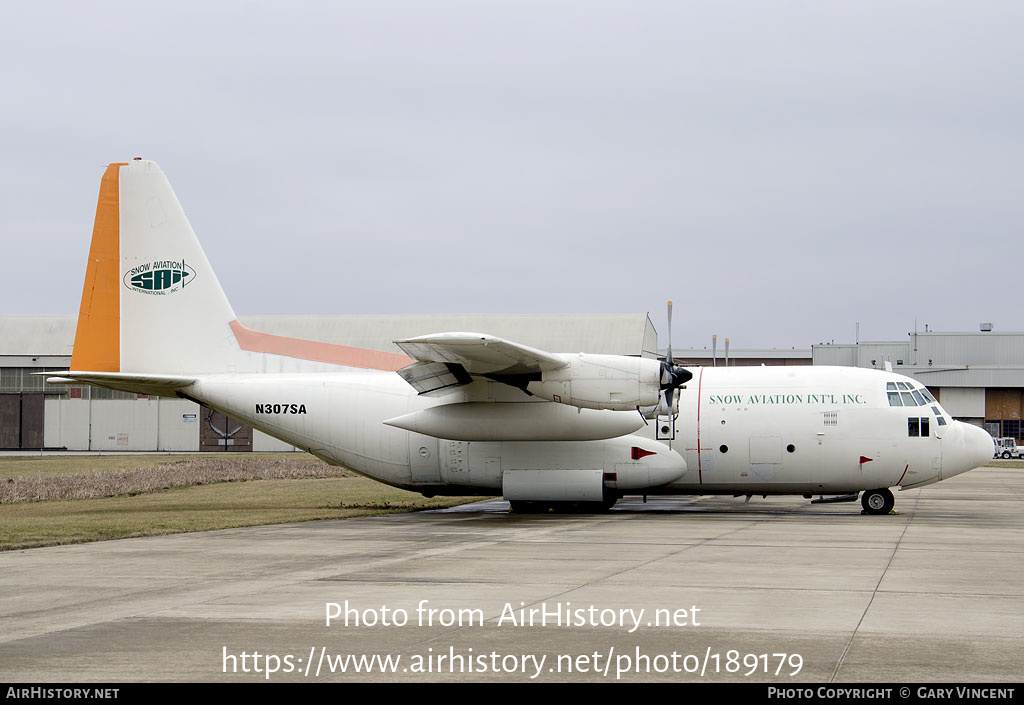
[{"left": 861, "top": 488, "right": 895, "bottom": 515}]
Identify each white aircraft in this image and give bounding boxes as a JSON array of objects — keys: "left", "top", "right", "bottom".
[{"left": 51, "top": 159, "right": 993, "bottom": 515}]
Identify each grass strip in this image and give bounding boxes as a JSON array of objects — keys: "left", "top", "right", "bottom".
[
  {"left": 0, "top": 452, "right": 314, "bottom": 479},
  {"left": 1, "top": 455, "right": 352, "bottom": 503},
  {"left": 0, "top": 476, "right": 479, "bottom": 551}
]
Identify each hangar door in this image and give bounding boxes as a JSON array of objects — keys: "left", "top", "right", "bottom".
[
  {"left": 0, "top": 393, "right": 44, "bottom": 450},
  {"left": 199, "top": 405, "right": 253, "bottom": 452}
]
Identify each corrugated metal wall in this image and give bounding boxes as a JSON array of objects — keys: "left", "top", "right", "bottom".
[
  {"left": 812, "top": 343, "right": 915, "bottom": 368},
  {"left": 918, "top": 333, "right": 1024, "bottom": 367},
  {"left": 857, "top": 343, "right": 910, "bottom": 368},
  {"left": 811, "top": 345, "right": 857, "bottom": 366}
]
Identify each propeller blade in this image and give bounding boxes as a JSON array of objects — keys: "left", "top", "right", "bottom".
[
  {"left": 658, "top": 299, "right": 691, "bottom": 417},
  {"left": 666, "top": 300, "right": 674, "bottom": 366}
]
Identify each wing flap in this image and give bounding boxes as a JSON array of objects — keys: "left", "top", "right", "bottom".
[{"left": 396, "top": 361, "right": 473, "bottom": 395}]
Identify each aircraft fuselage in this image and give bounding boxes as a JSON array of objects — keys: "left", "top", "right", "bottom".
[{"left": 187, "top": 363, "right": 990, "bottom": 499}]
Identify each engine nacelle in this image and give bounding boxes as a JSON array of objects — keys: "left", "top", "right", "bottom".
[{"left": 525, "top": 354, "right": 662, "bottom": 411}]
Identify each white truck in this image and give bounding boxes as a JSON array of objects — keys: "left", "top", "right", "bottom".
[{"left": 992, "top": 436, "right": 1024, "bottom": 459}]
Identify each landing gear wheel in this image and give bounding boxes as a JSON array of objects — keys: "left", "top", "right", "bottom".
[{"left": 861, "top": 488, "right": 894, "bottom": 515}]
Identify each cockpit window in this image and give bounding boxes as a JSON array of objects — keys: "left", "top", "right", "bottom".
[
  {"left": 931, "top": 406, "right": 948, "bottom": 426},
  {"left": 886, "top": 381, "right": 935, "bottom": 408}
]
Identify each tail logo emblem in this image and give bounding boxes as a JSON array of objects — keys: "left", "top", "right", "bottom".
[{"left": 123, "top": 259, "right": 196, "bottom": 295}]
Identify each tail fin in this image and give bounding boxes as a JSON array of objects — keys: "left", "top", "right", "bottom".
[
  {"left": 70, "top": 160, "right": 411, "bottom": 379},
  {"left": 72, "top": 160, "right": 247, "bottom": 375}
]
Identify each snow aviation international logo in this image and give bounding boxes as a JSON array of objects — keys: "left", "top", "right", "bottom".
[{"left": 123, "top": 259, "right": 196, "bottom": 295}]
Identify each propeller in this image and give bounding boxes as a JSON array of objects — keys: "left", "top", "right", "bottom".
[{"left": 660, "top": 300, "right": 693, "bottom": 413}]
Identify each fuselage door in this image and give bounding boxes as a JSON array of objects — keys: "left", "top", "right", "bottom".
[
  {"left": 749, "top": 435, "right": 782, "bottom": 481},
  {"left": 749, "top": 436, "right": 782, "bottom": 463}
]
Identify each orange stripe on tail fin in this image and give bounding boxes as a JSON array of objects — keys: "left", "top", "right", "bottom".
[{"left": 71, "top": 162, "right": 127, "bottom": 372}]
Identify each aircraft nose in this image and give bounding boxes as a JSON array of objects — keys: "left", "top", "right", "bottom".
[{"left": 944, "top": 421, "right": 992, "bottom": 479}]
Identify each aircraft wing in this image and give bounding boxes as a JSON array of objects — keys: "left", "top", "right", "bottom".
[
  {"left": 395, "top": 333, "right": 567, "bottom": 375},
  {"left": 389, "top": 332, "right": 656, "bottom": 440},
  {"left": 394, "top": 333, "right": 568, "bottom": 395}
]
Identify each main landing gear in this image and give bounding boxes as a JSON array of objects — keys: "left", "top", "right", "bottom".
[{"left": 860, "top": 488, "right": 895, "bottom": 515}]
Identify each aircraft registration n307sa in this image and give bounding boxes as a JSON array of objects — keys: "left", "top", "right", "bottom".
[{"left": 52, "top": 160, "right": 993, "bottom": 515}]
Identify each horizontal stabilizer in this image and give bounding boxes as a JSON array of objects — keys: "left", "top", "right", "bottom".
[{"left": 42, "top": 371, "right": 195, "bottom": 397}]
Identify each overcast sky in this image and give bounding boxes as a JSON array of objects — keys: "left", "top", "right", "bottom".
[{"left": 2, "top": 1, "right": 1022, "bottom": 349}]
